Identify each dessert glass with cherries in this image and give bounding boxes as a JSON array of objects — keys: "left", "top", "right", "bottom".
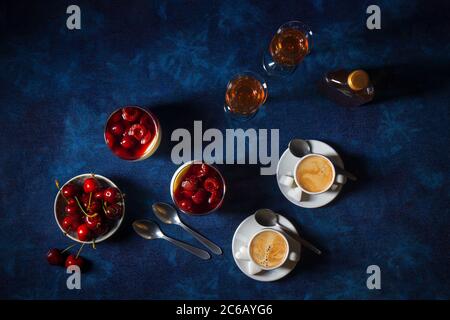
[
  {"left": 170, "top": 161, "right": 226, "bottom": 215},
  {"left": 104, "top": 106, "right": 161, "bottom": 161}
]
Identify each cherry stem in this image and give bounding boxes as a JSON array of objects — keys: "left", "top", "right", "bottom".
[
  {"left": 61, "top": 243, "right": 77, "bottom": 254},
  {"left": 92, "top": 239, "right": 96, "bottom": 250},
  {"left": 88, "top": 192, "right": 92, "bottom": 210},
  {"left": 74, "top": 196, "right": 96, "bottom": 218},
  {"left": 55, "top": 179, "right": 69, "bottom": 203},
  {"left": 76, "top": 243, "right": 85, "bottom": 259}
]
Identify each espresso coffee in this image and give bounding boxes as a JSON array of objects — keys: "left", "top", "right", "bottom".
[
  {"left": 296, "top": 155, "right": 334, "bottom": 193},
  {"left": 249, "top": 230, "right": 288, "bottom": 268}
]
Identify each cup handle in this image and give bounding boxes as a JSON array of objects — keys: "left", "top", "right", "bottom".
[
  {"left": 289, "top": 251, "right": 300, "bottom": 262},
  {"left": 235, "top": 246, "right": 250, "bottom": 260},
  {"left": 335, "top": 173, "right": 347, "bottom": 185},
  {"left": 248, "top": 261, "right": 263, "bottom": 275}
]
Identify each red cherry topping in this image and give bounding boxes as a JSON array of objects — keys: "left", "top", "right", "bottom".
[
  {"left": 122, "top": 107, "right": 141, "bottom": 122},
  {"left": 208, "top": 191, "right": 221, "bottom": 205},
  {"left": 128, "top": 124, "right": 147, "bottom": 140},
  {"left": 65, "top": 255, "right": 85, "bottom": 270},
  {"left": 77, "top": 224, "right": 92, "bottom": 241},
  {"left": 67, "top": 198, "right": 76, "bottom": 206},
  {"left": 83, "top": 177, "right": 99, "bottom": 193},
  {"left": 193, "top": 163, "right": 209, "bottom": 177},
  {"left": 192, "top": 188, "right": 208, "bottom": 205},
  {"left": 181, "top": 176, "right": 199, "bottom": 192},
  {"left": 179, "top": 198, "right": 193, "bottom": 212},
  {"left": 120, "top": 135, "right": 136, "bottom": 149},
  {"left": 110, "top": 123, "right": 124, "bottom": 136},
  {"left": 105, "top": 132, "right": 115, "bottom": 149},
  {"left": 47, "top": 248, "right": 64, "bottom": 266},
  {"left": 114, "top": 147, "right": 132, "bottom": 159},
  {"left": 204, "top": 177, "right": 220, "bottom": 192}
]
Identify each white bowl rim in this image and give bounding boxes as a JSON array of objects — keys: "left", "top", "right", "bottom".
[{"left": 53, "top": 173, "right": 125, "bottom": 244}]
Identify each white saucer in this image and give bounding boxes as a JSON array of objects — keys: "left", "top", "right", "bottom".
[
  {"left": 276, "top": 140, "right": 346, "bottom": 208},
  {"left": 232, "top": 213, "right": 301, "bottom": 282}
]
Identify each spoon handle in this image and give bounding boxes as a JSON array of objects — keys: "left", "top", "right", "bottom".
[
  {"left": 162, "top": 236, "right": 211, "bottom": 260},
  {"left": 334, "top": 165, "right": 357, "bottom": 181},
  {"left": 180, "top": 223, "right": 222, "bottom": 255},
  {"left": 278, "top": 224, "right": 322, "bottom": 255}
]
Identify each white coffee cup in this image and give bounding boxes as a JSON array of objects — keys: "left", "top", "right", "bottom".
[
  {"left": 235, "top": 229, "right": 299, "bottom": 275},
  {"left": 293, "top": 153, "right": 346, "bottom": 197}
]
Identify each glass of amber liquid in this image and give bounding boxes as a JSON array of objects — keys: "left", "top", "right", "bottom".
[
  {"left": 224, "top": 71, "right": 268, "bottom": 120},
  {"left": 263, "top": 21, "right": 313, "bottom": 76}
]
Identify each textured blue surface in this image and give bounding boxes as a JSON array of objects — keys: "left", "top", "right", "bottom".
[{"left": 0, "top": 0, "right": 449, "bottom": 299}]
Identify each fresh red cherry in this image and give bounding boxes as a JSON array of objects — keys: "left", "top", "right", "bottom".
[
  {"left": 110, "top": 123, "right": 124, "bottom": 136},
  {"left": 192, "top": 188, "right": 208, "bottom": 205},
  {"left": 47, "top": 248, "right": 65, "bottom": 266},
  {"left": 77, "top": 224, "right": 92, "bottom": 241},
  {"left": 92, "top": 223, "right": 109, "bottom": 236},
  {"left": 179, "top": 198, "right": 193, "bottom": 212},
  {"left": 94, "top": 190, "right": 104, "bottom": 201},
  {"left": 120, "top": 135, "right": 136, "bottom": 149},
  {"left": 104, "top": 203, "right": 123, "bottom": 220},
  {"left": 65, "top": 255, "right": 85, "bottom": 270},
  {"left": 105, "top": 132, "right": 115, "bottom": 148},
  {"left": 122, "top": 107, "right": 141, "bottom": 122},
  {"left": 61, "top": 216, "right": 73, "bottom": 231},
  {"left": 65, "top": 205, "right": 80, "bottom": 215},
  {"left": 103, "top": 187, "right": 120, "bottom": 204},
  {"left": 85, "top": 214, "right": 102, "bottom": 231},
  {"left": 87, "top": 200, "right": 102, "bottom": 213},
  {"left": 83, "top": 177, "right": 99, "bottom": 193},
  {"left": 204, "top": 177, "right": 220, "bottom": 192},
  {"left": 62, "top": 184, "right": 78, "bottom": 198},
  {"left": 67, "top": 198, "right": 76, "bottom": 206},
  {"left": 70, "top": 216, "right": 82, "bottom": 229}
]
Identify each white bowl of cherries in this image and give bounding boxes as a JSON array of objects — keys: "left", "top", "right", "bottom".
[{"left": 54, "top": 174, "right": 125, "bottom": 244}]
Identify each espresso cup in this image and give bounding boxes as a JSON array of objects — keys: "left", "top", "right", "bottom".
[
  {"left": 235, "top": 229, "right": 299, "bottom": 275},
  {"left": 294, "top": 153, "right": 346, "bottom": 196}
]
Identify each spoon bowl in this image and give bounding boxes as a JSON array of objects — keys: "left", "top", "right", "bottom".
[
  {"left": 133, "top": 220, "right": 164, "bottom": 240},
  {"left": 288, "top": 139, "right": 311, "bottom": 158},
  {"left": 152, "top": 202, "right": 181, "bottom": 225},
  {"left": 254, "top": 208, "right": 279, "bottom": 227}
]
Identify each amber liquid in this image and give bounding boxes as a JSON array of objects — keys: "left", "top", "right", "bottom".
[
  {"left": 269, "top": 28, "right": 309, "bottom": 66},
  {"left": 225, "top": 76, "right": 267, "bottom": 115}
]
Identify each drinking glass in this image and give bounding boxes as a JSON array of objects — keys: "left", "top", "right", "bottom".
[
  {"left": 224, "top": 71, "right": 268, "bottom": 120},
  {"left": 262, "top": 20, "right": 313, "bottom": 76}
]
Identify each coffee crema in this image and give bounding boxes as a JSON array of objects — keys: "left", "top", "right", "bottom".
[
  {"left": 249, "top": 230, "right": 288, "bottom": 268},
  {"left": 296, "top": 155, "right": 333, "bottom": 193}
]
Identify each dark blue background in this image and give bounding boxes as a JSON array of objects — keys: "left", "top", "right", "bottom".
[{"left": 1, "top": 0, "right": 449, "bottom": 299}]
